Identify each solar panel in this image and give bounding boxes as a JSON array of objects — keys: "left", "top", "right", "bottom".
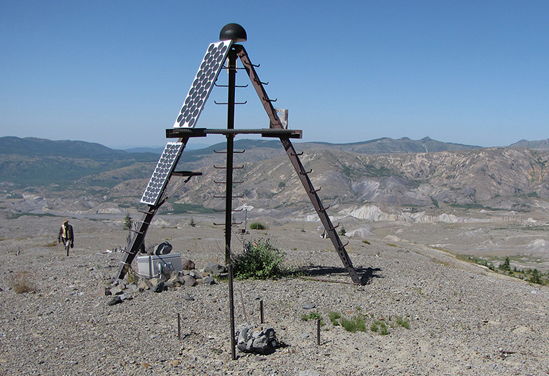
[
  {"left": 173, "top": 40, "right": 233, "bottom": 128},
  {"left": 140, "top": 142, "right": 183, "bottom": 205}
]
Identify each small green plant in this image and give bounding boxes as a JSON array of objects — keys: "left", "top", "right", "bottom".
[
  {"left": 250, "top": 222, "right": 267, "bottom": 230},
  {"left": 123, "top": 213, "right": 133, "bottom": 231},
  {"left": 355, "top": 315, "right": 367, "bottom": 332},
  {"left": 189, "top": 217, "right": 196, "bottom": 227},
  {"left": 338, "top": 226, "right": 346, "bottom": 236},
  {"left": 372, "top": 320, "right": 389, "bottom": 335},
  {"left": 396, "top": 316, "right": 410, "bottom": 329},
  {"left": 301, "top": 311, "right": 322, "bottom": 321},
  {"left": 340, "top": 314, "right": 367, "bottom": 333},
  {"left": 329, "top": 311, "right": 341, "bottom": 326},
  {"left": 11, "top": 271, "right": 36, "bottom": 294},
  {"left": 232, "top": 239, "right": 290, "bottom": 280},
  {"left": 340, "top": 317, "right": 357, "bottom": 332},
  {"left": 362, "top": 240, "right": 370, "bottom": 245},
  {"left": 379, "top": 322, "right": 389, "bottom": 335}
]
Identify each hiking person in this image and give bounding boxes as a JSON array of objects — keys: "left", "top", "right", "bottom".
[{"left": 58, "top": 219, "right": 74, "bottom": 256}]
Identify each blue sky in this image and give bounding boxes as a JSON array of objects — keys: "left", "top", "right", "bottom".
[{"left": 1, "top": 0, "right": 547, "bottom": 149}]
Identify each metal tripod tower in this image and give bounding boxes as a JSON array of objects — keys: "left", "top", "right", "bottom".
[{"left": 115, "top": 24, "right": 361, "bottom": 285}]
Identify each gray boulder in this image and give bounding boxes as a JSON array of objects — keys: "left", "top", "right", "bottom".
[
  {"left": 205, "top": 263, "right": 227, "bottom": 275},
  {"left": 236, "top": 323, "right": 279, "bottom": 355}
]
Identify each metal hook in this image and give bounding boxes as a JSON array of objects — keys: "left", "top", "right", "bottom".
[
  {"left": 254, "top": 77, "right": 269, "bottom": 85},
  {"left": 214, "top": 100, "right": 247, "bottom": 105},
  {"left": 215, "top": 83, "right": 249, "bottom": 88},
  {"left": 262, "top": 97, "right": 277, "bottom": 103}
]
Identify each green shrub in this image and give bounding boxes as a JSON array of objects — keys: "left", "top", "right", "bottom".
[
  {"left": 250, "top": 222, "right": 267, "bottom": 230},
  {"left": 123, "top": 213, "right": 133, "bottom": 231},
  {"left": 232, "top": 239, "right": 289, "bottom": 280},
  {"left": 529, "top": 269, "right": 544, "bottom": 285},
  {"left": 499, "top": 257, "right": 511, "bottom": 272}
]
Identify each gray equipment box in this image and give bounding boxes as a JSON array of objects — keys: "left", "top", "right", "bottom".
[{"left": 137, "top": 253, "right": 182, "bottom": 278}]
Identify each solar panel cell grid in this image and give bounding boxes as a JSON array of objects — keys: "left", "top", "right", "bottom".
[
  {"left": 140, "top": 142, "right": 183, "bottom": 205},
  {"left": 173, "top": 40, "right": 232, "bottom": 128}
]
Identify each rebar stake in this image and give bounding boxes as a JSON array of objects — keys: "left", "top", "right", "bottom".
[
  {"left": 178, "top": 313, "right": 181, "bottom": 341},
  {"left": 317, "top": 319, "right": 321, "bottom": 346}
]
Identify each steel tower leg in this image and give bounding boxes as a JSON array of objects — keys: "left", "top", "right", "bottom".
[
  {"left": 235, "top": 45, "right": 361, "bottom": 284},
  {"left": 115, "top": 137, "right": 189, "bottom": 280}
]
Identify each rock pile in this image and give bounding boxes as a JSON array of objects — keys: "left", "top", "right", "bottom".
[{"left": 102, "top": 260, "right": 226, "bottom": 305}]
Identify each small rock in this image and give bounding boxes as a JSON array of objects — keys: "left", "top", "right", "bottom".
[
  {"left": 188, "top": 270, "right": 202, "bottom": 279},
  {"left": 137, "top": 280, "right": 152, "bottom": 291},
  {"left": 205, "top": 263, "right": 227, "bottom": 276},
  {"left": 183, "top": 294, "right": 195, "bottom": 301},
  {"left": 107, "top": 296, "right": 122, "bottom": 306},
  {"left": 203, "top": 276, "right": 216, "bottom": 285},
  {"left": 152, "top": 282, "right": 166, "bottom": 293},
  {"left": 182, "top": 259, "right": 195, "bottom": 270},
  {"left": 111, "top": 285, "right": 125, "bottom": 296},
  {"left": 182, "top": 275, "right": 197, "bottom": 287},
  {"left": 302, "top": 303, "right": 316, "bottom": 310},
  {"left": 170, "top": 359, "right": 180, "bottom": 367}
]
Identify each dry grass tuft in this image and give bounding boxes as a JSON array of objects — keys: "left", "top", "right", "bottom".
[{"left": 10, "top": 271, "right": 36, "bottom": 294}]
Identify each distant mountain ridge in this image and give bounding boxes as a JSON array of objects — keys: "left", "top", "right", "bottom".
[
  {"left": 0, "top": 137, "right": 158, "bottom": 187},
  {"left": 0, "top": 137, "right": 157, "bottom": 161},
  {"left": 509, "top": 139, "right": 549, "bottom": 149},
  {"left": 0, "top": 136, "right": 547, "bottom": 194}
]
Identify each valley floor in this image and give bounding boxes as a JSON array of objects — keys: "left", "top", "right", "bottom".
[{"left": 1, "top": 215, "right": 549, "bottom": 375}]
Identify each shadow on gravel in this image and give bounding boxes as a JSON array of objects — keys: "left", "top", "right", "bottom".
[
  {"left": 359, "top": 267, "right": 382, "bottom": 285},
  {"left": 304, "top": 266, "right": 383, "bottom": 285}
]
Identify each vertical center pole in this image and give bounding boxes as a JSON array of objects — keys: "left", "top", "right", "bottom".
[
  {"left": 225, "top": 47, "right": 237, "bottom": 264},
  {"left": 226, "top": 46, "right": 237, "bottom": 360}
]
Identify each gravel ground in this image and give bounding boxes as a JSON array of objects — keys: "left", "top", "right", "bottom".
[{"left": 1, "top": 215, "right": 549, "bottom": 375}]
